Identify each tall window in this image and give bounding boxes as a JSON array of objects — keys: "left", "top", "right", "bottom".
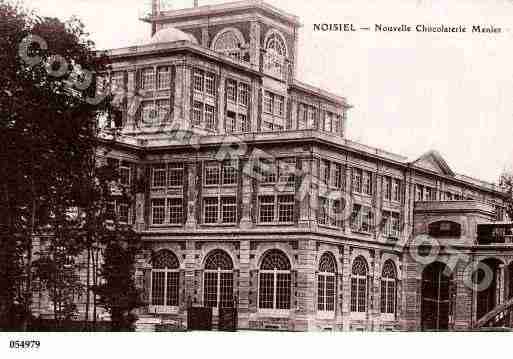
[
  {"left": 382, "top": 211, "right": 400, "bottom": 239},
  {"left": 264, "top": 32, "right": 287, "bottom": 78},
  {"left": 263, "top": 91, "right": 285, "bottom": 118},
  {"left": 363, "top": 171, "right": 373, "bottom": 195},
  {"left": 318, "top": 197, "right": 343, "bottom": 228},
  {"left": 204, "top": 250, "right": 234, "bottom": 308},
  {"left": 383, "top": 176, "right": 392, "bottom": 201},
  {"left": 415, "top": 184, "right": 424, "bottom": 201},
  {"left": 151, "top": 250, "right": 180, "bottom": 308},
  {"left": 351, "top": 257, "right": 368, "bottom": 313},
  {"left": 193, "top": 68, "right": 216, "bottom": 130},
  {"left": 332, "top": 163, "right": 343, "bottom": 189},
  {"left": 204, "top": 161, "right": 237, "bottom": 187},
  {"left": 259, "top": 250, "right": 291, "bottom": 310},
  {"left": 140, "top": 68, "right": 155, "bottom": 90},
  {"left": 392, "top": 178, "right": 401, "bottom": 202},
  {"left": 157, "top": 66, "right": 171, "bottom": 89},
  {"left": 351, "top": 204, "right": 374, "bottom": 233},
  {"left": 381, "top": 260, "right": 397, "bottom": 315},
  {"left": 225, "top": 79, "right": 251, "bottom": 133},
  {"left": 353, "top": 168, "right": 363, "bottom": 193},
  {"left": 152, "top": 164, "right": 184, "bottom": 189},
  {"left": 318, "top": 253, "right": 337, "bottom": 312}
]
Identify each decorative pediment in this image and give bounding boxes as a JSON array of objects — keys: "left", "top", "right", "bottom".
[{"left": 412, "top": 151, "right": 455, "bottom": 176}]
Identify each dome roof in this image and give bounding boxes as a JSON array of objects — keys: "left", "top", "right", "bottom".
[{"left": 149, "top": 27, "right": 198, "bottom": 45}]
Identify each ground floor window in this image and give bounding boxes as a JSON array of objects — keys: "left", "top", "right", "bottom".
[
  {"left": 203, "top": 250, "right": 234, "bottom": 308},
  {"left": 259, "top": 249, "right": 292, "bottom": 310},
  {"left": 380, "top": 260, "right": 397, "bottom": 315},
  {"left": 351, "top": 256, "right": 368, "bottom": 313},
  {"left": 151, "top": 250, "right": 180, "bottom": 307},
  {"left": 318, "top": 253, "right": 337, "bottom": 312}
]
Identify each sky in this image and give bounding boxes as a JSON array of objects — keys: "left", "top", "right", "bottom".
[{"left": 24, "top": 0, "right": 513, "bottom": 183}]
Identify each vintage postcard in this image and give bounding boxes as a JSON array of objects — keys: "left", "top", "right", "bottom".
[{"left": 1, "top": 0, "right": 513, "bottom": 354}]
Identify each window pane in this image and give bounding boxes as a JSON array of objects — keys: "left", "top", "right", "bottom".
[
  {"left": 151, "top": 272, "right": 165, "bottom": 306},
  {"left": 204, "top": 198, "right": 219, "bottom": 224},
  {"left": 152, "top": 199, "right": 166, "bottom": 225},
  {"left": 318, "top": 275, "right": 326, "bottom": 311},
  {"left": 221, "top": 197, "right": 237, "bottom": 224},
  {"left": 166, "top": 272, "right": 179, "bottom": 306},
  {"left": 220, "top": 272, "right": 234, "bottom": 308},
  {"left": 278, "top": 195, "right": 294, "bottom": 223},
  {"left": 157, "top": 67, "right": 171, "bottom": 89},
  {"left": 205, "top": 163, "right": 220, "bottom": 186},
  {"left": 204, "top": 272, "right": 218, "bottom": 307},
  {"left": 168, "top": 198, "right": 183, "bottom": 225},
  {"left": 222, "top": 161, "right": 238, "bottom": 185},
  {"left": 276, "top": 273, "right": 291, "bottom": 309},
  {"left": 168, "top": 164, "right": 184, "bottom": 187},
  {"left": 259, "top": 273, "right": 274, "bottom": 309},
  {"left": 259, "top": 196, "right": 275, "bottom": 223}
]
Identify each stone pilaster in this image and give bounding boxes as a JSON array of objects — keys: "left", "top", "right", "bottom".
[
  {"left": 371, "top": 252, "right": 382, "bottom": 330},
  {"left": 249, "top": 21, "right": 261, "bottom": 70},
  {"left": 454, "top": 260, "right": 473, "bottom": 330},
  {"left": 401, "top": 256, "right": 421, "bottom": 331},
  {"left": 238, "top": 241, "right": 250, "bottom": 328},
  {"left": 240, "top": 170, "right": 253, "bottom": 229},
  {"left": 184, "top": 240, "right": 196, "bottom": 309},
  {"left": 185, "top": 161, "right": 198, "bottom": 229},
  {"left": 295, "top": 240, "right": 316, "bottom": 331},
  {"left": 173, "top": 62, "right": 189, "bottom": 124},
  {"left": 217, "top": 69, "right": 226, "bottom": 134},
  {"left": 201, "top": 26, "right": 209, "bottom": 48},
  {"left": 341, "top": 245, "right": 351, "bottom": 330}
]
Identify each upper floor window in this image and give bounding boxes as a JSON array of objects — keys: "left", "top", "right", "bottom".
[
  {"left": 157, "top": 66, "right": 171, "bottom": 89},
  {"left": 353, "top": 168, "right": 362, "bottom": 193},
  {"left": 298, "top": 103, "right": 317, "bottom": 129},
  {"left": 259, "top": 249, "right": 291, "bottom": 310},
  {"left": 193, "top": 101, "right": 216, "bottom": 130},
  {"left": 383, "top": 176, "right": 392, "bottom": 201},
  {"left": 263, "top": 91, "right": 285, "bottom": 118},
  {"left": 258, "top": 195, "right": 295, "bottom": 224},
  {"left": 323, "top": 111, "right": 341, "bottom": 134},
  {"left": 225, "top": 79, "right": 251, "bottom": 134},
  {"left": 318, "top": 253, "right": 337, "bottom": 312},
  {"left": 380, "top": 260, "right": 397, "bottom": 315},
  {"left": 193, "top": 69, "right": 216, "bottom": 96},
  {"left": 141, "top": 68, "right": 155, "bottom": 90},
  {"left": 204, "top": 161, "right": 237, "bottom": 187},
  {"left": 320, "top": 160, "right": 330, "bottom": 187},
  {"left": 203, "top": 197, "right": 237, "bottom": 225},
  {"left": 119, "top": 161, "right": 131, "bottom": 187},
  {"left": 112, "top": 71, "right": 125, "bottom": 92},
  {"left": 212, "top": 29, "right": 246, "bottom": 61},
  {"left": 151, "top": 163, "right": 184, "bottom": 189},
  {"left": 392, "top": 178, "right": 401, "bottom": 202},
  {"left": 264, "top": 32, "right": 287, "bottom": 78},
  {"left": 363, "top": 171, "right": 373, "bottom": 196},
  {"left": 351, "top": 204, "right": 374, "bottom": 233},
  {"left": 318, "top": 197, "right": 343, "bottom": 228},
  {"left": 150, "top": 197, "right": 184, "bottom": 226},
  {"left": 382, "top": 211, "right": 400, "bottom": 239},
  {"left": 351, "top": 257, "right": 368, "bottom": 313},
  {"left": 256, "top": 158, "right": 295, "bottom": 185}
]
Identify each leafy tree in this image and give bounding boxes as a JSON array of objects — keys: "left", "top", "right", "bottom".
[{"left": 0, "top": 0, "right": 112, "bottom": 329}]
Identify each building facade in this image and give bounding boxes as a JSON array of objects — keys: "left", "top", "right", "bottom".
[{"left": 36, "top": 0, "right": 513, "bottom": 331}]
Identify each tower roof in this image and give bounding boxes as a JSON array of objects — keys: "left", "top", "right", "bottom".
[{"left": 148, "top": 26, "right": 199, "bottom": 45}]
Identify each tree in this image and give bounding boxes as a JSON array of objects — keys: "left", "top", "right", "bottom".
[{"left": 0, "top": 0, "right": 111, "bottom": 329}]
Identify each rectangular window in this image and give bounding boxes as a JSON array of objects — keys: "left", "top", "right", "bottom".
[
  {"left": 152, "top": 165, "right": 167, "bottom": 188},
  {"left": 264, "top": 91, "right": 274, "bottom": 114},
  {"left": 112, "top": 72, "right": 125, "bottom": 92},
  {"left": 193, "top": 101, "right": 203, "bottom": 125},
  {"left": 363, "top": 171, "right": 373, "bottom": 195},
  {"left": 276, "top": 95, "right": 285, "bottom": 117},
  {"left": 119, "top": 162, "right": 131, "bottom": 187},
  {"left": 141, "top": 68, "right": 155, "bottom": 90},
  {"left": 259, "top": 196, "right": 275, "bottom": 223},
  {"left": 193, "top": 69, "right": 204, "bottom": 92},
  {"left": 238, "top": 113, "right": 250, "bottom": 133},
  {"left": 259, "top": 159, "right": 277, "bottom": 184},
  {"left": 204, "top": 104, "right": 216, "bottom": 130},
  {"left": 157, "top": 100, "right": 170, "bottom": 122},
  {"left": 392, "top": 179, "right": 401, "bottom": 202},
  {"left": 227, "top": 79, "right": 237, "bottom": 102},
  {"left": 324, "top": 112, "right": 333, "bottom": 132},
  {"left": 168, "top": 198, "right": 183, "bottom": 225},
  {"left": 168, "top": 164, "right": 184, "bottom": 187},
  {"left": 353, "top": 168, "right": 362, "bottom": 193},
  {"left": 382, "top": 211, "right": 400, "bottom": 238},
  {"left": 221, "top": 197, "right": 237, "bottom": 224},
  {"left": 226, "top": 111, "right": 236, "bottom": 133},
  {"left": 321, "top": 160, "right": 330, "bottom": 187},
  {"left": 415, "top": 185, "right": 423, "bottom": 201},
  {"left": 157, "top": 66, "right": 171, "bottom": 89},
  {"left": 278, "top": 159, "right": 296, "bottom": 185},
  {"left": 203, "top": 198, "right": 219, "bottom": 224},
  {"left": 152, "top": 199, "right": 166, "bottom": 225},
  {"left": 204, "top": 162, "right": 220, "bottom": 186},
  {"left": 278, "top": 195, "right": 295, "bottom": 223},
  {"left": 351, "top": 204, "right": 373, "bottom": 233},
  {"left": 141, "top": 101, "right": 156, "bottom": 124},
  {"left": 239, "top": 83, "right": 250, "bottom": 107},
  {"left": 383, "top": 177, "right": 392, "bottom": 201},
  {"left": 205, "top": 72, "right": 216, "bottom": 96},
  {"left": 298, "top": 104, "right": 307, "bottom": 130},
  {"left": 332, "top": 164, "right": 342, "bottom": 189},
  {"left": 118, "top": 202, "right": 130, "bottom": 224},
  {"left": 318, "top": 197, "right": 328, "bottom": 225},
  {"left": 307, "top": 106, "right": 316, "bottom": 128},
  {"left": 222, "top": 161, "right": 238, "bottom": 185}
]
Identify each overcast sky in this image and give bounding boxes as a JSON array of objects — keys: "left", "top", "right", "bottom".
[{"left": 24, "top": 0, "right": 513, "bottom": 183}]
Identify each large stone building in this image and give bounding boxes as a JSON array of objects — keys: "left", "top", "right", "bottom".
[{"left": 52, "top": 0, "right": 513, "bottom": 331}]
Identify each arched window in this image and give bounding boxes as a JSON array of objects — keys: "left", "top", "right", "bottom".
[
  {"left": 381, "top": 260, "right": 397, "bottom": 314},
  {"left": 151, "top": 250, "right": 180, "bottom": 308},
  {"left": 264, "top": 31, "right": 287, "bottom": 78},
  {"left": 259, "top": 249, "right": 291, "bottom": 310},
  {"left": 318, "top": 253, "right": 337, "bottom": 312},
  {"left": 203, "top": 250, "right": 234, "bottom": 309},
  {"left": 351, "top": 256, "right": 368, "bottom": 313},
  {"left": 213, "top": 29, "right": 245, "bottom": 61}
]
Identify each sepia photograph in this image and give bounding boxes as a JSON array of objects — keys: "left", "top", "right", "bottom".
[{"left": 1, "top": 0, "right": 513, "bottom": 355}]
